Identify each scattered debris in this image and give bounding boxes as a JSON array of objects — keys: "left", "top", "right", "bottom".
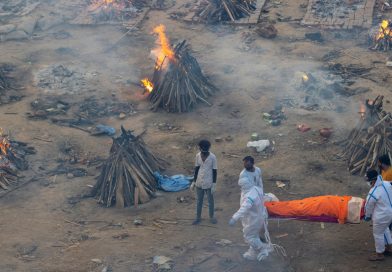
[
  {"left": 133, "top": 219, "right": 143, "bottom": 225},
  {"left": 255, "top": 23, "right": 277, "bottom": 39},
  {"left": 251, "top": 133, "right": 259, "bottom": 141},
  {"left": 247, "top": 139, "right": 270, "bottom": 152},
  {"left": 305, "top": 32, "right": 323, "bottom": 42},
  {"left": 327, "top": 62, "right": 372, "bottom": 81},
  {"left": 77, "top": 97, "right": 135, "bottom": 119},
  {"left": 153, "top": 255, "right": 173, "bottom": 270},
  {"left": 92, "top": 127, "right": 165, "bottom": 208},
  {"left": 216, "top": 239, "right": 232, "bottom": 246},
  {"left": 112, "top": 232, "right": 130, "bottom": 240},
  {"left": 176, "top": 195, "right": 191, "bottom": 203},
  {"left": 263, "top": 105, "right": 286, "bottom": 126},
  {"left": 297, "top": 124, "right": 311, "bottom": 132},
  {"left": 276, "top": 180, "right": 286, "bottom": 188},
  {"left": 27, "top": 96, "right": 70, "bottom": 119},
  {"left": 142, "top": 25, "right": 217, "bottom": 113},
  {"left": 319, "top": 128, "right": 333, "bottom": 139},
  {"left": 342, "top": 96, "right": 391, "bottom": 175},
  {"left": 35, "top": 65, "right": 92, "bottom": 94},
  {"left": 91, "top": 258, "right": 103, "bottom": 264}
]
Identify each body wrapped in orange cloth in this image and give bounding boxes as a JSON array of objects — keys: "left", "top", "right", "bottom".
[{"left": 264, "top": 195, "right": 365, "bottom": 224}]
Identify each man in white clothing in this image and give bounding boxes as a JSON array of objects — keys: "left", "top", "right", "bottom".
[
  {"left": 229, "top": 178, "right": 271, "bottom": 261},
  {"left": 364, "top": 169, "right": 392, "bottom": 261},
  {"left": 239, "top": 156, "right": 263, "bottom": 189},
  {"left": 190, "top": 139, "right": 218, "bottom": 225}
]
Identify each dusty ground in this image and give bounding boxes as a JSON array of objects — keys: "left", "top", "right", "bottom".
[{"left": 0, "top": 0, "right": 392, "bottom": 271}]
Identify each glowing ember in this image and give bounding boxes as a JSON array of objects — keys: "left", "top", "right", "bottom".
[
  {"left": 302, "top": 73, "right": 309, "bottom": 83},
  {"left": 0, "top": 134, "right": 10, "bottom": 156},
  {"left": 151, "top": 24, "right": 175, "bottom": 69},
  {"left": 141, "top": 78, "right": 154, "bottom": 93},
  {"left": 359, "top": 102, "right": 366, "bottom": 119}
]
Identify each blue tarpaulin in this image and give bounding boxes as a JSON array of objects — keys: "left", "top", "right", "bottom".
[{"left": 154, "top": 171, "right": 193, "bottom": 192}]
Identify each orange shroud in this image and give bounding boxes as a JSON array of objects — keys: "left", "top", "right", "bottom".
[
  {"left": 265, "top": 195, "right": 352, "bottom": 224},
  {"left": 382, "top": 168, "right": 392, "bottom": 182}
]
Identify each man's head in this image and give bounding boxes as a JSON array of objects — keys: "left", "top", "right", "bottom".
[
  {"left": 365, "top": 169, "right": 379, "bottom": 187},
  {"left": 378, "top": 154, "right": 391, "bottom": 172},
  {"left": 243, "top": 156, "right": 255, "bottom": 171},
  {"left": 198, "top": 139, "right": 211, "bottom": 154}
]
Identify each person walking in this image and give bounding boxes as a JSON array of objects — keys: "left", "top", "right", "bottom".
[
  {"left": 364, "top": 169, "right": 392, "bottom": 261},
  {"left": 229, "top": 177, "right": 272, "bottom": 261},
  {"left": 190, "top": 139, "right": 218, "bottom": 225}
]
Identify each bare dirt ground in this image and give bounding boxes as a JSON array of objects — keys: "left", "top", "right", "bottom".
[{"left": 0, "top": 0, "right": 392, "bottom": 271}]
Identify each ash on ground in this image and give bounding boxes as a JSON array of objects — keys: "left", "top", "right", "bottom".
[
  {"left": 310, "top": 0, "right": 363, "bottom": 19},
  {"left": 282, "top": 71, "right": 349, "bottom": 112},
  {"left": 34, "top": 65, "right": 97, "bottom": 94}
]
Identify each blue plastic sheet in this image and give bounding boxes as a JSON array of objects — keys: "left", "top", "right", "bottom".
[{"left": 154, "top": 171, "right": 193, "bottom": 192}]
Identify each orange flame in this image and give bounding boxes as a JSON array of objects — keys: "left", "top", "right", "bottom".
[
  {"left": 376, "top": 20, "right": 391, "bottom": 41},
  {"left": 0, "top": 137, "right": 10, "bottom": 155},
  {"left": 151, "top": 24, "right": 174, "bottom": 69},
  {"left": 141, "top": 78, "right": 154, "bottom": 93},
  {"left": 359, "top": 102, "right": 366, "bottom": 119}
]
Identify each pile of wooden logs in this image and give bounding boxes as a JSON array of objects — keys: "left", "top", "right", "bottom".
[
  {"left": 93, "top": 127, "right": 165, "bottom": 207},
  {"left": 195, "top": 0, "right": 256, "bottom": 22},
  {"left": 149, "top": 40, "right": 217, "bottom": 113},
  {"left": 342, "top": 96, "right": 391, "bottom": 175},
  {"left": 0, "top": 135, "right": 36, "bottom": 190}
]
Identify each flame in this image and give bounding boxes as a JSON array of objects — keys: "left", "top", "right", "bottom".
[
  {"left": 359, "top": 102, "right": 366, "bottom": 119},
  {"left": 151, "top": 24, "right": 175, "bottom": 69},
  {"left": 302, "top": 73, "right": 309, "bottom": 83},
  {"left": 141, "top": 78, "right": 154, "bottom": 93},
  {"left": 0, "top": 137, "right": 10, "bottom": 155},
  {"left": 376, "top": 20, "right": 391, "bottom": 41}
]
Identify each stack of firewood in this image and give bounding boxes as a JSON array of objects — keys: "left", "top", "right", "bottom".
[
  {"left": 149, "top": 40, "right": 217, "bottom": 113},
  {"left": 93, "top": 127, "right": 165, "bottom": 207},
  {"left": 342, "top": 96, "right": 391, "bottom": 175},
  {"left": 0, "top": 135, "right": 36, "bottom": 190},
  {"left": 196, "top": 0, "right": 256, "bottom": 23}
]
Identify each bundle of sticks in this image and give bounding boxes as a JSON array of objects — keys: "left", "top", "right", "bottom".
[
  {"left": 196, "top": 0, "right": 256, "bottom": 23},
  {"left": 342, "top": 96, "right": 392, "bottom": 175},
  {"left": 0, "top": 135, "right": 36, "bottom": 190},
  {"left": 93, "top": 126, "right": 165, "bottom": 207},
  {"left": 149, "top": 40, "right": 217, "bottom": 113}
]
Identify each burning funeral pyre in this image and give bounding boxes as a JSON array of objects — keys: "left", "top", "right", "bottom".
[
  {"left": 141, "top": 25, "right": 217, "bottom": 113},
  {"left": 342, "top": 96, "right": 391, "bottom": 175},
  {"left": 92, "top": 126, "right": 164, "bottom": 207},
  {"left": 370, "top": 20, "right": 392, "bottom": 51},
  {"left": 0, "top": 131, "right": 36, "bottom": 190},
  {"left": 195, "top": 0, "right": 256, "bottom": 23}
]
